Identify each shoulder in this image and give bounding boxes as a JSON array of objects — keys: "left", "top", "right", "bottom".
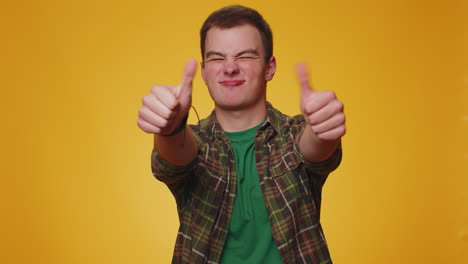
[
  {"left": 189, "top": 114, "right": 213, "bottom": 139},
  {"left": 266, "top": 103, "right": 306, "bottom": 136}
]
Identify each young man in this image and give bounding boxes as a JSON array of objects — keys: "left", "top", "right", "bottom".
[{"left": 137, "top": 5, "right": 345, "bottom": 264}]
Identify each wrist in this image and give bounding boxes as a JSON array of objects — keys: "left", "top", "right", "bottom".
[{"left": 162, "top": 115, "right": 188, "bottom": 137}]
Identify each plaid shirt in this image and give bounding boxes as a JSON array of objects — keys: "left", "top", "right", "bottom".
[{"left": 152, "top": 103, "right": 342, "bottom": 264}]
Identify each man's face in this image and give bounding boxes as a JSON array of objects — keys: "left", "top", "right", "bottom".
[{"left": 201, "top": 24, "right": 276, "bottom": 111}]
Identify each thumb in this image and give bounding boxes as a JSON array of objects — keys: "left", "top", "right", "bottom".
[
  {"left": 175, "top": 59, "right": 197, "bottom": 97},
  {"left": 296, "top": 62, "right": 314, "bottom": 98}
]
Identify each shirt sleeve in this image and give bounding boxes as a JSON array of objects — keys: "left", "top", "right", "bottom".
[
  {"left": 292, "top": 115, "right": 343, "bottom": 185},
  {"left": 151, "top": 148, "right": 199, "bottom": 210}
]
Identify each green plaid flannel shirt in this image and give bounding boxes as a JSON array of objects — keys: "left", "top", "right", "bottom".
[{"left": 152, "top": 103, "right": 342, "bottom": 264}]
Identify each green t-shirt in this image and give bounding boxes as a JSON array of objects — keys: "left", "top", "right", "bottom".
[{"left": 220, "top": 122, "right": 283, "bottom": 264}]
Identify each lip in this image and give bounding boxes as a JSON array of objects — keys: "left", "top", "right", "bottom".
[{"left": 220, "top": 80, "right": 245, "bottom": 86}]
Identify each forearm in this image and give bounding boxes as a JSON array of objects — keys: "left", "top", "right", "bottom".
[
  {"left": 299, "top": 125, "right": 341, "bottom": 163},
  {"left": 154, "top": 126, "right": 198, "bottom": 166}
]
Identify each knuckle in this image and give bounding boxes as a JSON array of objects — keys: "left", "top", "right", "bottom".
[
  {"left": 336, "top": 126, "right": 346, "bottom": 137},
  {"left": 160, "top": 118, "right": 169, "bottom": 128},
  {"left": 167, "top": 96, "right": 179, "bottom": 110},
  {"left": 337, "top": 112, "right": 345, "bottom": 123},
  {"left": 324, "top": 90, "right": 336, "bottom": 100},
  {"left": 336, "top": 100, "right": 344, "bottom": 110},
  {"left": 167, "top": 100, "right": 177, "bottom": 111},
  {"left": 137, "top": 119, "right": 149, "bottom": 132},
  {"left": 138, "top": 107, "right": 145, "bottom": 117},
  {"left": 340, "top": 126, "right": 347, "bottom": 135},
  {"left": 332, "top": 100, "right": 343, "bottom": 112},
  {"left": 142, "top": 94, "right": 152, "bottom": 105},
  {"left": 159, "top": 110, "right": 167, "bottom": 119},
  {"left": 161, "top": 110, "right": 171, "bottom": 120},
  {"left": 168, "top": 111, "right": 177, "bottom": 120},
  {"left": 151, "top": 85, "right": 161, "bottom": 94}
]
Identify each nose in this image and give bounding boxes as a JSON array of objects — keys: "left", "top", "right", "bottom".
[{"left": 223, "top": 58, "right": 239, "bottom": 76}]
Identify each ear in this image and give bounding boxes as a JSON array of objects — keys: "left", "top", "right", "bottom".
[
  {"left": 200, "top": 60, "right": 207, "bottom": 84},
  {"left": 265, "top": 56, "right": 276, "bottom": 81}
]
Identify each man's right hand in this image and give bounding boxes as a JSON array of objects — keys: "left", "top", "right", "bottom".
[{"left": 138, "top": 59, "right": 197, "bottom": 135}]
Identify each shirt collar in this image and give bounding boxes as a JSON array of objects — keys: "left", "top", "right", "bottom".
[{"left": 199, "top": 102, "right": 283, "bottom": 141}]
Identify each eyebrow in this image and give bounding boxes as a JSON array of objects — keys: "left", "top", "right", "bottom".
[
  {"left": 206, "top": 49, "right": 259, "bottom": 58},
  {"left": 236, "top": 49, "right": 259, "bottom": 57}
]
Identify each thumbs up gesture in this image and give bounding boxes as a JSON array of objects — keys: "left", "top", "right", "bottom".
[
  {"left": 297, "top": 63, "right": 346, "bottom": 141},
  {"left": 138, "top": 59, "right": 197, "bottom": 135}
]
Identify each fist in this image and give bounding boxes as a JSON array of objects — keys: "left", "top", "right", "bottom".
[
  {"left": 297, "top": 63, "right": 346, "bottom": 141},
  {"left": 137, "top": 59, "right": 197, "bottom": 135}
]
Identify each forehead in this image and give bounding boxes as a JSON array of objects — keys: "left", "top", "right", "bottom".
[{"left": 204, "top": 24, "right": 264, "bottom": 55}]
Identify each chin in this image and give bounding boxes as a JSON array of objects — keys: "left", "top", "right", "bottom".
[
  {"left": 215, "top": 102, "right": 245, "bottom": 111},
  {"left": 216, "top": 98, "right": 264, "bottom": 112}
]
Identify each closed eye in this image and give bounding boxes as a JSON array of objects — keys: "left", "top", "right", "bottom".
[{"left": 206, "top": 58, "right": 224, "bottom": 62}]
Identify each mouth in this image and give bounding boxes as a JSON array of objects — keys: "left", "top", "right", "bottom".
[{"left": 220, "top": 80, "right": 245, "bottom": 87}]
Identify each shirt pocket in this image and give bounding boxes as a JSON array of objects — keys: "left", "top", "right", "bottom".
[
  {"left": 193, "top": 145, "right": 232, "bottom": 198},
  {"left": 268, "top": 152, "right": 320, "bottom": 227},
  {"left": 269, "top": 151, "right": 311, "bottom": 204}
]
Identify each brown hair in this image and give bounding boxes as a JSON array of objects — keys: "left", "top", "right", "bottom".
[{"left": 200, "top": 5, "right": 273, "bottom": 62}]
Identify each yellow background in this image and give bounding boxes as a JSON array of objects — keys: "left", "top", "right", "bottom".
[{"left": 1, "top": 0, "right": 467, "bottom": 263}]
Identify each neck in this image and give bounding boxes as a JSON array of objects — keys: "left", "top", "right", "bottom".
[{"left": 215, "top": 101, "right": 267, "bottom": 132}]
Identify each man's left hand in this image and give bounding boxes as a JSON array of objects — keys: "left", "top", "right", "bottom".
[{"left": 297, "top": 63, "right": 346, "bottom": 141}]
